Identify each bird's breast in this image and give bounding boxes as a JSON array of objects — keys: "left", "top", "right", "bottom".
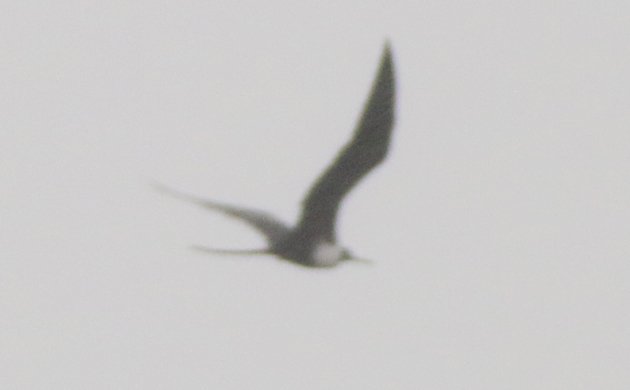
[{"left": 311, "top": 242, "right": 343, "bottom": 267}]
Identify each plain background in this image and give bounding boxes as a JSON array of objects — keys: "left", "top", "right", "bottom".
[{"left": 2, "top": 1, "right": 629, "bottom": 388}]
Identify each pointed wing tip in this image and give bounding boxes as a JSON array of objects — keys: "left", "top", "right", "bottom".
[
  {"left": 379, "top": 41, "right": 395, "bottom": 83},
  {"left": 150, "top": 180, "right": 177, "bottom": 196},
  {"left": 382, "top": 40, "right": 393, "bottom": 60},
  {"left": 383, "top": 39, "right": 392, "bottom": 52}
]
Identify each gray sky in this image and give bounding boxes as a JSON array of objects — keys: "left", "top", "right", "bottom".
[{"left": 2, "top": 1, "right": 629, "bottom": 388}]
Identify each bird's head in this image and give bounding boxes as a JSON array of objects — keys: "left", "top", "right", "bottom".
[{"left": 311, "top": 242, "right": 372, "bottom": 267}]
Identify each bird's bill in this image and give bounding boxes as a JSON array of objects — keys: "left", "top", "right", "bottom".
[{"left": 348, "top": 256, "right": 374, "bottom": 265}]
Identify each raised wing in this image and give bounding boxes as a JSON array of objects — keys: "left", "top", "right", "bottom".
[
  {"left": 154, "top": 183, "right": 291, "bottom": 243},
  {"left": 297, "top": 43, "right": 396, "bottom": 242}
]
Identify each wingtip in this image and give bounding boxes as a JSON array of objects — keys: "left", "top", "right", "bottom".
[
  {"left": 379, "top": 40, "right": 394, "bottom": 72},
  {"left": 150, "top": 181, "right": 204, "bottom": 205},
  {"left": 150, "top": 180, "right": 179, "bottom": 197},
  {"left": 382, "top": 39, "right": 393, "bottom": 57},
  {"left": 152, "top": 180, "right": 171, "bottom": 192}
]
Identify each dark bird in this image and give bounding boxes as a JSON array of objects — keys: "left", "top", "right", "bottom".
[{"left": 157, "top": 43, "right": 396, "bottom": 268}]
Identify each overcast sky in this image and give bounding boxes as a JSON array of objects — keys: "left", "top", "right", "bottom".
[{"left": 2, "top": 1, "right": 629, "bottom": 389}]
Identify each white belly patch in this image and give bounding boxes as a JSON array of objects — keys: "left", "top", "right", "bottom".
[{"left": 312, "top": 242, "right": 343, "bottom": 267}]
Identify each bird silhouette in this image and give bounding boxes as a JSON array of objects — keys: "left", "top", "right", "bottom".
[{"left": 157, "top": 43, "right": 396, "bottom": 268}]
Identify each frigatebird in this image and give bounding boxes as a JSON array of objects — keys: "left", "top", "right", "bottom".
[{"left": 157, "top": 43, "right": 396, "bottom": 268}]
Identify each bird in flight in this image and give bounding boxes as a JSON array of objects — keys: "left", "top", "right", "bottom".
[{"left": 157, "top": 43, "right": 396, "bottom": 268}]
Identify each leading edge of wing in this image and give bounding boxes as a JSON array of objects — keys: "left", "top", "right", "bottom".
[{"left": 153, "top": 182, "right": 291, "bottom": 243}]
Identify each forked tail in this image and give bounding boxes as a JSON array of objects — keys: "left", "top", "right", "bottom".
[{"left": 191, "top": 245, "right": 270, "bottom": 256}]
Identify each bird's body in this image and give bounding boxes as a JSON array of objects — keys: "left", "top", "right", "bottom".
[
  {"left": 158, "top": 43, "right": 396, "bottom": 268},
  {"left": 310, "top": 242, "right": 346, "bottom": 267},
  {"left": 271, "top": 231, "right": 347, "bottom": 268}
]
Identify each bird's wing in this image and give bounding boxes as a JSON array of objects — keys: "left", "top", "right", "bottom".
[
  {"left": 297, "top": 43, "right": 396, "bottom": 242},
  {"left": 154, "top": 183, "right": 291, "bottom": 243}
]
